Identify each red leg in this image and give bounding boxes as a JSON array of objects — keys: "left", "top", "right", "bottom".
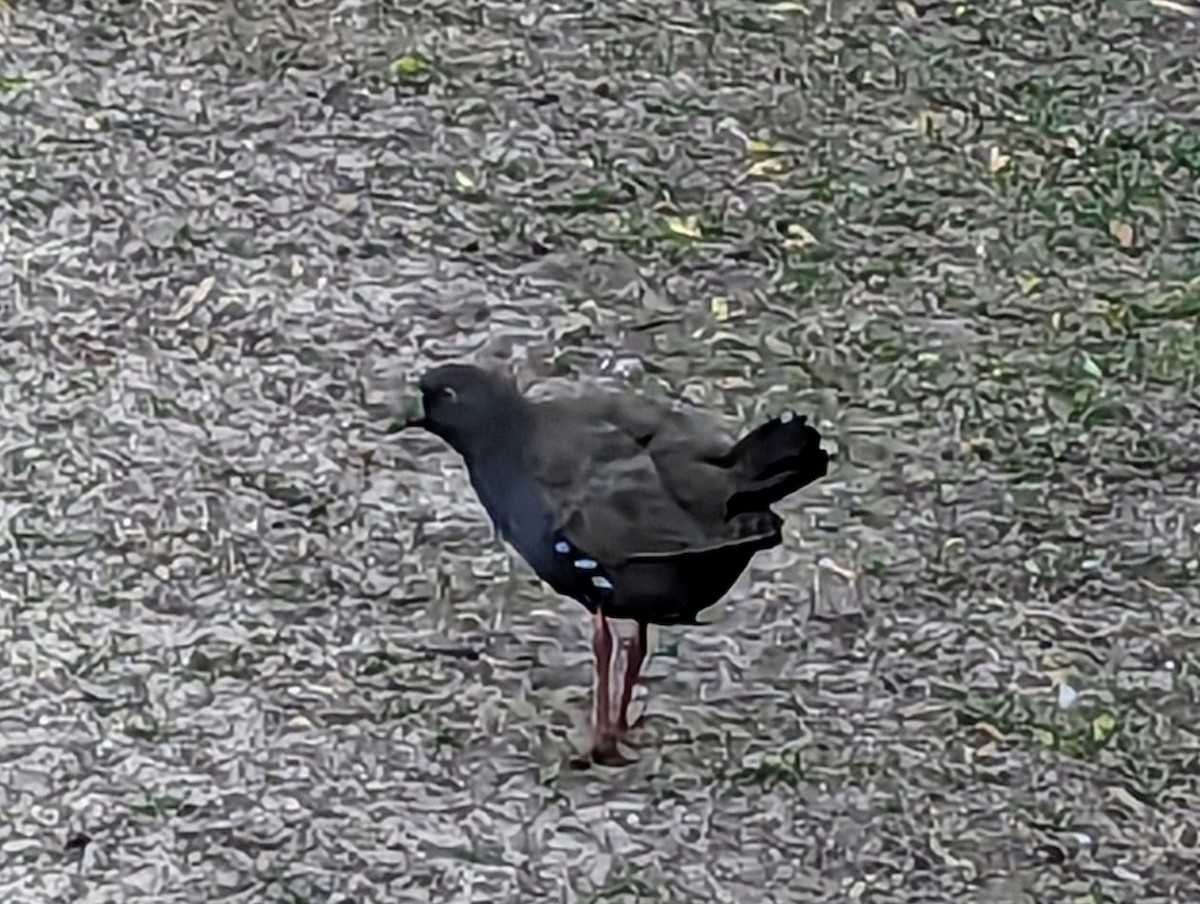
[
  {"left": 592, "top": 610, "right": 614, "bottom": 733},
  {"left": 616, "top": 620, "right": 648, "bottom": 733},
  {"left": 590, "top": 611, "right": 631, "bottom": 765}
]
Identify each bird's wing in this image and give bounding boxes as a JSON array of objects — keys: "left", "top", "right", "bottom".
[{"left": 527, "top": 393, "right": 778, "bottom": 564}]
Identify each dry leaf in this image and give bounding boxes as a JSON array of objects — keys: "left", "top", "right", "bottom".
[
  {"left": 170, "top": 275, "right": 215, "bottom": 321},
  {"left": 897, "top": 1, "right": 918, "bottom": 19},
  {"left": 974, "top": 721, "right": 1005, "bottom": 742},
  {"left": 1092, "top": 713, "right": 1116, "bottom": 743},
  {"left": 1109, "top": 219, "right": 1134, "bottom": 247},
  {"left": 190, "top": 275, "right": 215, "bottom": 305},
  {"left": 709, "top": 296, "right": 731, "bottom": 321},
  {"left": 717, "top": 376, "right": 754, "bottom": 390},
  {"left": 746, "top": 138, "right": 773, "bottom": 155},
  {"left": 1149, "top": 0, "right": 1198, "bottom": 14},
  {"left": 748, "top": 157, "right": 785, "bottom": 177},
  {"left": 454, "top": 170, "right": 476, "bottom": 190},
  {"left": 763, "top": 334, "right": 793, "bottom": 357},
  {"left": 391, "top": 53, "right": 428, "bottom": 78},
  {"left": 666, "top": 215, "right": 702, "bottom": 238},
  {"left": 782, "top": 223, "right": 817, "bottom": 249},
  {"left": 988, "top": 146, "right": 1011, "bottom": 174}
]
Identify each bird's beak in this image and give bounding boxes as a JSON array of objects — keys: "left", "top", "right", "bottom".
[{"left": 388, "top": 393, "right": 425, "bottom": 432}]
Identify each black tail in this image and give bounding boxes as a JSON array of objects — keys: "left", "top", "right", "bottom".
[{"left": 722, "top": 412, "right": 828, "bottom": 516}]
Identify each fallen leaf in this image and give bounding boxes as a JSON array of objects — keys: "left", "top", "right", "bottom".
[
  {"left": 709, "top": 296, "right": 730, "bottom": 321},
  {"left": 1149, "top": 0, "right": 1198, "bottom": 14},
  {"left": 1109, "top": 219, "right": 1134, "bottom": 247},
  {"left": 974, "top": 721, "right": 1006, "bottom": 742},
  {"left": 717, "top": 376, "right": 754, "bottom": 390},
  {"left": 988, "top": 146, "right": 1011, "bottom": 174},
  {"left": 1092, "top": 713, "right": 1116, "bottom": 743},
  {"left": 169, "top": 275, "right": 215, "bottom": 321},
  {"left": 0, "top": 73, "right": 31, "bottom": 92},
  {"left": 666, "top": 215, "right": 702, "bottom": 239},
  {"left": 782, "top": 223, "right": 817, "bottom": 249},
  {"left": 391, "top": 53, "right": 428, "bottom": 78},
  {"left": 190, "top": 275, "right": 215, "bottom": 305},
  {"left": 454, "top": 170, "right": 476, "bottom": 190},
  {"left": 748, "top": 157, "right": 786, "bottom": 177},
  {"left": 763, "top": 334, "right": 793, "bottom": 357},
  {"left": 746, "top": 138, "right": 773, "bottom": 155}
]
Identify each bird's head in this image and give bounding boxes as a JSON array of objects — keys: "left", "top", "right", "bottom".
[{"left": 398, "top": 364, "right": 524, "bottom": 454}]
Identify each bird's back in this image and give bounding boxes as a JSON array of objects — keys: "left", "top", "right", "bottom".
[{"left": 515, "top": 391, "right": 816, "bottom": 622}]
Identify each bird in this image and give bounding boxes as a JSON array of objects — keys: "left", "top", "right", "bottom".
[{"left": 398, "top": 363, "right": 829, "bottom": 765}]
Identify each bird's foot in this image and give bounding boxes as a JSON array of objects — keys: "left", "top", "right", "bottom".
[{"left": 590, "top": 731, "right": 635, "bottom": 767}]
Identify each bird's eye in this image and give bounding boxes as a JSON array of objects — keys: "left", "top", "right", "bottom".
[{"left": 442, "top": 386, "right": 458, "bottom": 402}]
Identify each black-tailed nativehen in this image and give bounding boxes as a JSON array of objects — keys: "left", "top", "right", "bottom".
[{"left": 399, "top": 364, "right": 828, "bottom": 765}]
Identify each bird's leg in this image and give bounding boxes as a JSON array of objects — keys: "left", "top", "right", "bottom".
[
  {"left": 592, "top": 609, "right": 614, "bottom": 733},
  {"left": 590, "top": 610, "right": 631, "bottom": 765},
  {"left": 616, "top": 620, "right": 648, "bottom": 734}
]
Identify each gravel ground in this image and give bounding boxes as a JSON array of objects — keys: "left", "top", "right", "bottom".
[{"left": 2, "top": 2, "right": 1199, "bottom": 902}]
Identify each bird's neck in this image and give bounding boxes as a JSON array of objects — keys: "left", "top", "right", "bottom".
[
  {"left": 452, "top": 401, "right": 530, "bottom": 471},
  {"left": 457, "top": 413, "right": 557, "bottom": 557}
]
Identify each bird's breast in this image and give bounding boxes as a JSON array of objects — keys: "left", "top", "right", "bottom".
[{"left": 466, "top": 464, "right": 618, "bottom": 610}]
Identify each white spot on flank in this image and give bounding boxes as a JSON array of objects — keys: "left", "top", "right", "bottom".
[
  {"left": 591, "top": 576, "right": 613, "bottom": 590},
  {"left": 574, "top": 558, "right": 598, "bottom": 570},
  {"left": 780, "top": 411, "right": 794, "bottom": 424},
  {"left": 554, "top": 541, "right": 570, "bottom": 554}
]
